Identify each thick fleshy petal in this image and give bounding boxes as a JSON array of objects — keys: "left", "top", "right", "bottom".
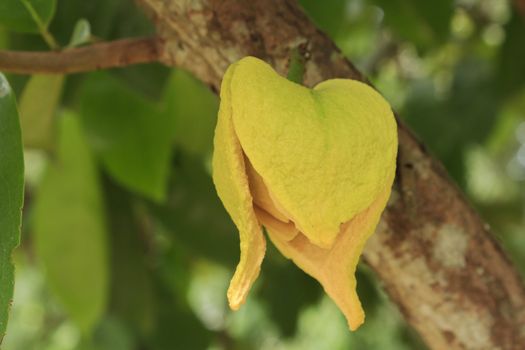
[
  {"left": 212, "top": 63, "right": 266, "bottom": 310},
  {"left": 266, "top": 188, "right": 392, "bottom": 330},
  {"left": 229, "top": 57, "right": 397, "bottom": 248},
  {"left": 245, "top": 156, "right": 290, "bottom": 223}
]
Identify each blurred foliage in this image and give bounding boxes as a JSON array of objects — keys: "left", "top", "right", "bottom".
[
  {"left": 33, "top": 112, "right": 109, "bottom": 333},
  {"left": 1, "top": 0, "right": 525, "bottom": 349}
]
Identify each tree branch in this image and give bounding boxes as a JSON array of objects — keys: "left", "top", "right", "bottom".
[
  {"left": 0, "top": 37, "right": 163, "bottom": 74},
  {"left": 135, "top": 1, "right": 525, "bottom": 349}
]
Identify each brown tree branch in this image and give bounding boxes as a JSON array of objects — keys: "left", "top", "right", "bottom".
[
  {"left": 134, "top": 1, "right": 525, "bottom": 349},
  {"left": 0, "top": 37, "right": 163, "bottom": 74}
]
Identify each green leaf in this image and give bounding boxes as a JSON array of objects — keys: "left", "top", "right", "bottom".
[
  {"left": 33, "top": 111, "right": 108, "bottom": 332},
  {"left": 18, "top": 74, "right": 64, "bottom": 150},
  {"left": 371, "top": 0, "right": 453, "bottom": 49},
  {"left": 0, "top": 0, "right": 56, "bottom": 33},
  {"left": 0, "top": 74, "right": 24, "bottom": 342},
  {"left": 79, "top": 72, "right": 175, "bottom": 202},
  {"left": 67, "top": 18, "right": 91, "bottom": 48},
  {"left": 165, "top": 70, "right": 218, "bottom": 157}
]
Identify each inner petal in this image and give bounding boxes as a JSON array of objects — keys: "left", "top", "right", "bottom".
[
  {"left": 265, "top": 189, "right": 391, "bottom": 330},
  {"left": 254, "top": 205, "right": 298, "bottom": 241},
  {"left": 245, "top": 155, "right": 291, "bottom": 223}
]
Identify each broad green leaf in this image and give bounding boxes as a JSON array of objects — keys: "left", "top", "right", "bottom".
[
  {"left": 0, "top": 74, "right": 24, "bottom": 342},
  {"left": 19, "top": 74, "right": 64, "bottom": 150},
  {"left": 0, "top": 0, "right": 56, "bottom": 33},
  {"left": 34, "top": 111, "right": 108, "bottom": 332},
  {"left": 165, "top": 69, "right": 218, "bottom": 157},
  {"left": 79, "top": 72, "right": 175, "bottom": 202},
  {"left": 371, "top": 0, "right": 453, "bottom": 49}
]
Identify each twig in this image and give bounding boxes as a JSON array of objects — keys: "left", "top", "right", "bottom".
[{"left": 0, "top": 37, "right": 163, "bottom": 75}]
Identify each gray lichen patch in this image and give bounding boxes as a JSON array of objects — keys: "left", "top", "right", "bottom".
[
  {"left": 419, "top": 303, "right": 495, "bottom": 349},
  {"left": 433, "top": 224, "right": 468, "bottom": 269}
]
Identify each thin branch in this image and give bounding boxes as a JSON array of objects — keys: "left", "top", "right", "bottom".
[{"left": 0, "top": 37, "right": 163, "bottom": 75}]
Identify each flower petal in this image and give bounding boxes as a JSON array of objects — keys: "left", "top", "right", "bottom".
[
  {"left": 266, "top": 188, "right": 392, "bottom": 330},
  {"left": 212, "top": 63, "right": 266, "bottom": 310},
  {"left": 229, "top": 57, "right": 397, "bottom": 249},
  {"left": 245, "top": 155, "right": 290, "bottom": 223}
]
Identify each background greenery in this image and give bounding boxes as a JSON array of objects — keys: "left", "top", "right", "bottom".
[{"left": 1, "top": 0, "right": 524, "bottom": 349}]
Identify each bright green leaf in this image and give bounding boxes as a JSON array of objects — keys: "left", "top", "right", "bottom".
[
  {"left": 19, "top": 74, "right": 64, "bottom": 150},
  {"left": 0, "top": 74, "right": 24, "bottom": 342},
  {"left": 79, "top": 72, "right": 175, "bottom": 202},
  {"left": 0, "top": 0, "right": 56, "bottom": 33},
  {"left": 34, "top": 111, "right": 108, "bottom": 332}
]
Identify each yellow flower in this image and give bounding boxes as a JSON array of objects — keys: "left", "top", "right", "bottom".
[{"left": 212, "top": 56, "right": 397, "bottom": 330}]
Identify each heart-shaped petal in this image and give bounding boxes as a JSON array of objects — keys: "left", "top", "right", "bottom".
[{"left": 229, "top": 57, "right": 396, "bottom": 248}]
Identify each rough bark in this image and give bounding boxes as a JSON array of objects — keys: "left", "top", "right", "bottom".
[{"left": 136, "top": 0, "right": 525, "bottom": 349}]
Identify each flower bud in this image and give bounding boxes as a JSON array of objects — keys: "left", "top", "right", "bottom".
[{"left": 212, "top": 56, "right": 397, "bottom": 330}]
